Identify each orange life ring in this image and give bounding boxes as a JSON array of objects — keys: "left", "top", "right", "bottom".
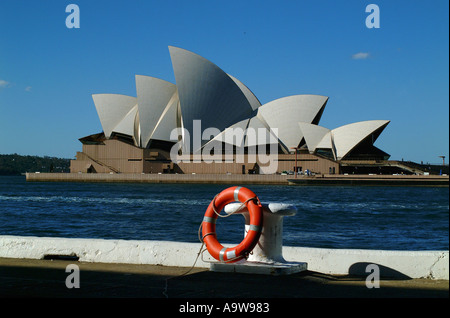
[{"left": 202, "top": 186, "right": 263, "bottom": 263}]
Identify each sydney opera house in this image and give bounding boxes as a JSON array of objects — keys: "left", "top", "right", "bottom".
[{"left": 70, "top": 46, "right": 393, "bottom": 175}]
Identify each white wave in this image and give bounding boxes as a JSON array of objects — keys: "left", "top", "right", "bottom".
[{"left": 0, "top": 194, "right": 209, "bottom": 206}]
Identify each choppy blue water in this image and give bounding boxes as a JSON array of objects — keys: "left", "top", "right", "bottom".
[{"left": 0, "top": 176, "right": 448, "bottom": 250}]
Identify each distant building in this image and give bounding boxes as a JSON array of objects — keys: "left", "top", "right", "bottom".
[{"left": 71, "top": 46, "right": 402, "bottom": 175}]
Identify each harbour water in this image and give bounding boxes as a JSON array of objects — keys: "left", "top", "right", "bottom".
[{"left": 0, "top": 176, "right": 448, "bottom": 251}]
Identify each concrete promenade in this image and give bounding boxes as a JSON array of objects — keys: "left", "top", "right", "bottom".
[
  {"left": 1, "top": 236, "right": 448, "bottom": 280},
  {"left": 1, "top": 235, "right": 448, "bottom": 300},
  {"left": 26, "top": 172, "right": 449, "bottom": 186},
  {"left": 0, "top": 257, "right": 448, "bottom": 299}
]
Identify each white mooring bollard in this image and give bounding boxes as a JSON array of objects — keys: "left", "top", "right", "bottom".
[{"left": 210, "top": 202, "right": 307, "bottom": 275}]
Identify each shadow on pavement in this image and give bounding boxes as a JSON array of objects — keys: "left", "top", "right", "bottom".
[{"left": 0, "top": 259, "right": 447, "bottom": 299}]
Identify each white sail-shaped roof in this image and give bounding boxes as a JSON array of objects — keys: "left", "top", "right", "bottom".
[
  {"left": 92, "top": 94, "right": 137, "bottom": 139},
  {"left": 169, "top": 46, "right": 254, "bottom": 151},
  {"left": 332, "top": 120, "right": 390, "bottom": 160},
  {"left": 257, "top": 95, "right": 328, "bottom": 151},
  {"left": 298, "top": 122, "right": 331, "bottom": 152},
  {"left": 135, "top": 75, "right": 177, "bottom": 148},
  {"left": 299, "top": 120, "right": 390, "bottom": 160},
  {"left": 200, "top": 118, "right": 249, "bottom": 155},
  {"left": 245, "top": 116, "right": 279, "bottom": 147},
  {"left": 89, "top": 46, "right": 391, "bottom": 161},
  {"left": 149, "top": 90, "right": 179, "bottom": 142},
  {"left": 209, "top": 118, "right": 250, "bottom": 148},
  {"left": 202, "top": 115, "right": 280, "bottom": 151},
  {"left": 227, "top": 74, "right": 261, "bottom": 111},
  {"left": 111, "top": 104, "right": 140, "bottom": 146}
]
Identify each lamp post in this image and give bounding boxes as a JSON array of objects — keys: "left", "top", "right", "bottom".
[{"left": 291, "top": 147, "right": 298, "bottom": 178}]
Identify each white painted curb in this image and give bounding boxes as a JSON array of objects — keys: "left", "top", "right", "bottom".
[
  {"left": 0, "top": 235, "right": 448, "bottom": 280},
  {"left": 283, "top": 246, "right": 449, "bottom": 280}
]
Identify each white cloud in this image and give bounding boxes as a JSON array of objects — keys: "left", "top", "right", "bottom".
[
  {"left": 351, "top": 52, "right": 370, "bottom": 60},
  {"left": 0, "top": 79, "right": 10, "bottom": 88},
  {"left": 25, "top": 86, "right": 32, "bottom": 92}
]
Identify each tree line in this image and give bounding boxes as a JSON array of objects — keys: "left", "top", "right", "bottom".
[{"left": 0, "top": 154, "right": 71, "bottom": 175}]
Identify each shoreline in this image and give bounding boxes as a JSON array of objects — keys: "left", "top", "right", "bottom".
[
  {"left": 288, "top": 174, "right": 449, "bottom": 186},
  {"left": 24, "top": 172, "right": 449, "bottom": 186}
]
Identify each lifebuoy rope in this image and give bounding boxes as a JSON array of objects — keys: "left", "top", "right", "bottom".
[
  {"left": 164, "top": 188, "right": 262, "bottom": 297},
  {"left": 164, "top": 223, "right": 207, "bottom": 298},
  {"left": 211, "top": 194, "right": 261, "bottom": 218},
  {"left": 165, "top": 196, "right": 255, "bottom": 298}
]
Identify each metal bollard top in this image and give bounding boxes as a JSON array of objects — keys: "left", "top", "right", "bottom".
[{"left": 224, "top": 202, "right": 297, "bottom": 216}]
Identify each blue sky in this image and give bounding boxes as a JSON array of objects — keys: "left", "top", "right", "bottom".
[{"left": 0, "top": 0, "right": 448, "bottom": 164}]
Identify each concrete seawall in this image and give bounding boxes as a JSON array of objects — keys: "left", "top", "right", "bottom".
[
  {"left": 288, "top": 174, "right": 449, "bottom": 186},
  {"left": 1, "top": 235, "right": 447, "bottom": 280},
  {"left": 25, "top": 172, "right": 449, "bottom": 186},
  {"left": 26, "top": 172, "right": 290, "bottom": 184}
]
